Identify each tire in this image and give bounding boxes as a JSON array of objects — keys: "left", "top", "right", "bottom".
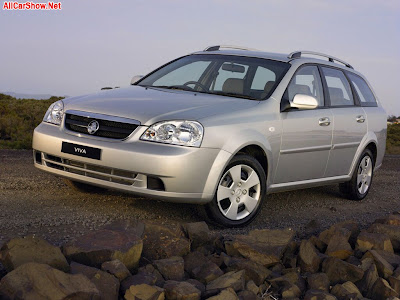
[
  {"left": 206, "top": 155, "right": 266, "bottom": 227},
  {"left": 64, "top": 179, "right": 106, "bottom": 193},
  {"left": 339, "top": 149, "right": 374, "bottom": 201}
]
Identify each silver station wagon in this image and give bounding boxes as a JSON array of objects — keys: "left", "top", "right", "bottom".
[{"left": 33, "top": 46, "right": 387, "bottom": 227}]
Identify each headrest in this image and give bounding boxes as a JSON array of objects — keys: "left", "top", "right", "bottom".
[
  {"left": 329, "top": 87, "right": 344, "bottom": 103},
  {"left": 222, "top": 78, "right": 244, "bottom": 94}
]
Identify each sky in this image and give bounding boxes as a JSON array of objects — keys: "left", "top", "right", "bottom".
[{"left": 0, "top": 0, "right": 399, "bottom": 115}]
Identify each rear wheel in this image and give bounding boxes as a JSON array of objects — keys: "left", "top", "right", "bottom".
[
  {"left": 339, "top": 149, "right": 374, "bottom": 201},
  {"left": 206, "top": 155, "right": 266, "bottom": 227},
  {"left": 64, "top": 179, "right": 106, "bottom": 193}
]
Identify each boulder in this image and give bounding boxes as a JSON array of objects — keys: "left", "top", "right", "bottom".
[
  {"left": 245, "top": 280, "right": 259, "bottom": 295},
  {"left": 224, "top": 256, "right": 271, "bottom": 286},
  {"left": 375, "top": 214, "right": 400, "bottom": 226},
  {"left": 307, "top": 273, "right": 330, "bottom": 292},
  {"left": 281, "top": 283, "right": 301, "bottom": 298},
  {"left": 153, "top": 256, "right": 185, "bottom": 281},
  {"left": 182, "top": 222, "right": 212, "bottom": 249},
  {"left": 138, "top": 264, "right": 165, "bottom": 287},
  {"left": 237, "top": 290, "right": 257, "bottom": 300},
  {"left": 192, "top": 260, "right": 224, "bottom": 284},
  {"left": 121, "top": 273, "right": 158, "bottom": 295},
  {"left": 319, "top": 221, "right": 359, "bottom": 247},
  {"left": 184, "top": 251, "right": 208, "bottom": 274},
  {"left": 206, "top": 270, "right": 245, "bottom": 295},
  {"left": 231, "top": 228, "right": 295, "bottom": 266},
  {"left": 163, "top": 280, "right": 201, "bottom": 300},
  {"left": 142, "top": 222, "right": 190, "bottom": 261},
  {"left": 124, "top": 284, "right": 164, "bottom": 300},
  {"left": 304, "top": 289, "right": 337, "bottom": 300},
  {"left": 70, "top": 262, "right": 119, "bottom": 300},
  {"left": 282, "top": 271, "right": 307, "bottom": 293},
  {"left": 187, "top": 279, "right": 205, "bottom": 296},
  {"left": 0, "top": 262, "right": 100, "bottom": 300},
  {"left": 370, "top": 278, "right": 399, "bottom": 300},
  {"left": 368, "top": 223, "right": 400, "bottom": 251},
  {"left": 63, "top": 228, "right": 143, "bottom": 269},
  {"left": 298, "top": 239, "right": 322, "bottom": 273},
  {"left": 101, "top": 259, "right": 131, "bottom": 281},
  {"left": 372, "top": 249, "right": 400, "bottom": 267},
  {"left": 206, "top": 288, "right": 239, "bottom": 300},
  {"left": 363, "top": 250, "right": 394, "bottom": 279},
  {"left": 356, "top": 230, "right": 394, "bottom": 253},
  {"left": 394, "top": 267, "right": 400, "bottom": 279},
  {"left": 309, "top": 235, "right": 327, "bottom": 253},
  {"left": 322, "top": 257, "right": 364, "bottom": 285},
  {"left": 325, "top": 232, "right": 353, "bottom": 260},
  {"left": 331, "top": 281, "right": 362, "bottom": 300},
  {"left": 0, "top": 235, "right": 69, "bottom": 272},
  {"left": 389, "top": 276, "right": 400, "bottom": 294},
  {"left": 357, "top": 263, "right": 379, "bottom": 297}
]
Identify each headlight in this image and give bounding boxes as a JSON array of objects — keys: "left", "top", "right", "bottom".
[
  {"left": 43, "top": 100, "right": 64, "bottom": 125},
  {"left": 140, "top": 120, "right": 204, "bottom": 147}
]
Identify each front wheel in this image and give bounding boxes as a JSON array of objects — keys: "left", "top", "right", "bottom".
[
  {"left": 206, "top": 155, "right": 266, "bottom": 227},
  {"left": 339, "top": 149, "right": 374, "bottom": 201}
]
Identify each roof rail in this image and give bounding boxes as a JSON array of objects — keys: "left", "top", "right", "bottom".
[
  {"left": 288, "top": 50, "right": 353, "bottom": 69},
  {"left": 204, "top": 45, "right": 260, "bottom": 52}
]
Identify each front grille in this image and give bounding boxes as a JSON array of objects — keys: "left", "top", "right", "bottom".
[{"left": 65, "top": 114, "right": 138, "bottom": 139}]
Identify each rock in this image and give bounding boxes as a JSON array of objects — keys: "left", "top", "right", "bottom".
[
  {"left": 187, "top": 279, "right": 205, "bottom": 296},
  {"left": 142, "top": 222, "right": 190, "bottom": 261},
  {"left": 370, "top": 278, "right": 399, "bottom": 300},
  {"left": 206, "top": 270, "right": 245, "bottom": 295},
  {"left": 368, "top": 223, "right": 400, "bottom": 251},
  {"left": 121, "top": 273, "right": 157, "bottom": 295},
  {"left": 184, "top": 251, "right": 208, "bottom": 274},
  {"left": 0, "top": 262, "right": 100, "bottom": 300},
  {"left": 192, "top": 260, "right": 224, "bottom": 284},
  {"left": 138, "top": 264, "right": 165, "bottom": 287},
  {"left": 319, "top": 221, "right": 359, "bottom": 247},
  {"left": 309, "top": 236, "right": 327, "bottom": 253},
  {"left": 356, "top": 231, "right": 394, "bottom": 253},
  {"left": 281, "top": 283, "right": 301, "bottom": 298},
  {"left": 224, "top": 240, "right": 242, "bottom": 257},
  {"left": 153, "top": 256, "right": 185, "bottom": 281},
  {"left": 0, "top": 235, "right": 69, "bottom": 272},
  {"left": 237, "top": 290, "right": 257, "bottom": 300},
  {"left": 357, "top": 263, "right": 378, "bottom": 297},
  {"left": 101, "top": 259, "right": 131, "bottom": 281},
  {"left": 322, "top": 257, "right": 364, "bottom": 285},
  {"left": 363, "top": 250, "right": 394, "bottom": 278},
  {"left": 124, "top": 284, "right": 165, "bottom": 300},
  {"left": 182, "top": 222, "right": 212, "bottom": 249},
  {"left": 231, "top": 229, "right": 295, "bottom": 266},
  {"left": 208, "top": 253, "right": 224, "bottom": 268},
  {"left": 282, "top": 271, "right": 307, "bottom": 293},
  {"left": 389, "top": 276, "right": 400, "bottom": 294},
  {"left": 304, "top": 289, "right": 337, "bottom": 300},
  {"left": 63, "top": 228, "right": 143, "bottom": 269},
  {"left": 331, "top": 281, "right": 362, "bottom": 300},
  {"left": 346, "top": 256, "right": 361, "bottom": 266},
  {"left": 246, "top": 280, "right": 259, "bottom": 295},
  {"left": 325, "top": 232, "right": 353, "bottom": 260},
  {"left": 307, "top": 273, "right": 330, "bottom": 292},
  {"left": 372, "top": 249, "right": 400, "bottom": 267},
  {"left": 70, "top": 262, "right": 119, "bottom": 300},
  {"left": 375, "top": 214, "right": 400, "bottom": 226},
  {"left": 298, "top": 239, "right": 322, "bottom": 273},
  {"left": 224, "top": 256, "right": 271, "bottom": 285},
  {"left": 360, "top": 257, "right": 374, "bottom": 271},
  {"left": 163, "top": 280, "right": 201, "bottom": 300},
  {"left": 394, "top": 267, "right": 400, "bottom": 279},
  {"left": 206, "top": 288, "right": 239, "bottom": 300}
]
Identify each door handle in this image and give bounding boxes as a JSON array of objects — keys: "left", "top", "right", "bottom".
[
  {"left": 319, "top": 117, "right": 331, "bottom": 126},
  {"left": 356, "top": 115, "right": 365, "bottom": 123}
]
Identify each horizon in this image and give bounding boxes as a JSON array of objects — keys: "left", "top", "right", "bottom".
[{"left": 0, "top": 0, "right": 399, "bottom": 115}]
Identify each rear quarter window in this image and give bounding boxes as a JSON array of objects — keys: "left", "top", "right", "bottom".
[{"left": 347, "top": 72, "right": 377, "bottom": 105}]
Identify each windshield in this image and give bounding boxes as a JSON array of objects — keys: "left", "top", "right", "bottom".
[{"left": 138, "top": 54, "right": 290, "bottom": 101}]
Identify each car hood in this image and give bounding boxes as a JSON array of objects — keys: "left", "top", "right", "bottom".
[{"left": 63, "top": 86, "right": 259, "bottom": 125}]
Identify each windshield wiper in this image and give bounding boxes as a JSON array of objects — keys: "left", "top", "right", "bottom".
[
  {"left": 209, "top": 91, "right": 257, "bottom": 100},
  {"left": 151, "top": 85, "right": 194, "bottom": 92}
]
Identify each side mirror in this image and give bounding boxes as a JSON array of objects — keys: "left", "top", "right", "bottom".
[
  {"left": 290, "top": 94, "right": 318, "bottom": 110},
  {"left": 130, "top": 75, "right": 143, "bottom": 85}
]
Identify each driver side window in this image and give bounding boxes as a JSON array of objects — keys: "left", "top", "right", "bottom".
[{"left": 287, "top": 66, "right": 324, "bottom": 107}]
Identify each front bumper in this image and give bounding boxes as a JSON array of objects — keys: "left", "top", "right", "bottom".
[{"left": 32, "top": 122, "right": 231, "bottom": 203}]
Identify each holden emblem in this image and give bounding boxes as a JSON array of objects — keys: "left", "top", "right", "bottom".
[{"left": 87, "top": 120, "right": 100, "bottom": 134}]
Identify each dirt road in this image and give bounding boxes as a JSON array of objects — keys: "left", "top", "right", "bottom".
[{"left": 0, "top": 150, "right": 399, "bottom": 248}]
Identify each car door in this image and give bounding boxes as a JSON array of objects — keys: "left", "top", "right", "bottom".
[
  {"left": 274, "top": 65, "right": 333, "bottom": 184},
  {"left": 321, "top": 66, "right": 367, "bottom": 177}
]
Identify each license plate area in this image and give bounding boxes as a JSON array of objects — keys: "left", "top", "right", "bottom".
[{"left": 61, "top": 142, "right": 101, "bottom": 160}]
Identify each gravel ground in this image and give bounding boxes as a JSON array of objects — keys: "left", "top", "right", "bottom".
[{"left": 0, "top": 150, "right": 399, "bottom": 248}]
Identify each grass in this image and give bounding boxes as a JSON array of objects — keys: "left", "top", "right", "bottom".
[{"left": 0, "top": 93, "right": 399, "bottom": 154}]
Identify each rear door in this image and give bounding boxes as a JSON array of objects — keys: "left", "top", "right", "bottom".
[
  {"left": 274, "top": 65, "right": 333, "bottom": 183},
  {"left": 321, "top": 67, "right": 367, "bottom": 177}
]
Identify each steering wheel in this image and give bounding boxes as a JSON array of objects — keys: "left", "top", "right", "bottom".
[{"left": 183, "top": 81, "right": 208, "bottom": 91}]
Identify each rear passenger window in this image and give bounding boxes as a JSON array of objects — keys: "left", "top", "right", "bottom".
[
  {"left": 287, "top": 66, "right": 324, "bottom": 107},
  {"left": 321, "top": 67, "right": 354, "bottom": 106},
  {"left": 347, "top": 73, "right": 376, "bottom": 104}
]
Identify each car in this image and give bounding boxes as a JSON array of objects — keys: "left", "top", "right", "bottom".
[{"left": 32, "top": 45, "right": 387, "bottom": 227}]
